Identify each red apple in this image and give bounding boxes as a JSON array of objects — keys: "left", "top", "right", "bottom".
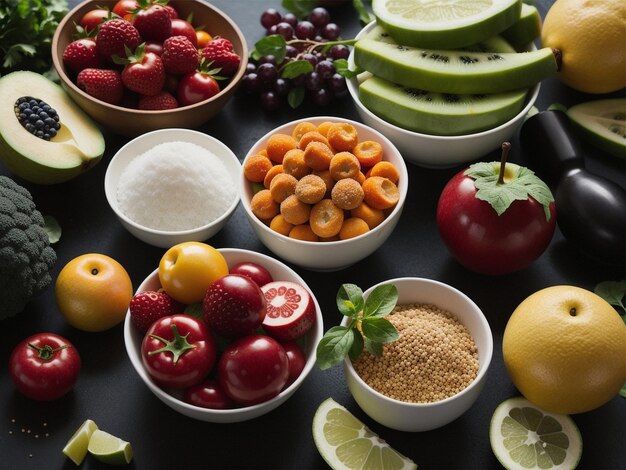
[{"left": 436, "top": 143, "right": 556, "bottom": 275}]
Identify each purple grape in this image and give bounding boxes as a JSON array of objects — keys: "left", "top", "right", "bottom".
[
  {"left": 275, "top": 22, "right": 294, "bottom": 40},
  {"left": 273, "top": 78, "right": 291, "bottom": 96},
  {"left": 285, "top": 45, "right": 299, "bottom": 58},
  {"left": 305, "top": 71, "right": 323, "bottom": 91},
  {"left": 260, "top": 91, "right": 282, "bottom": 111},
  {"left": 245, "top": 63, "right": 257, "bottom": 74},
  {"left": 313, "top": 35, "right": 324, "bottom": 42},
  {"left": 308, "top": 7, "right": 330, "bottom": 28},
  {"left": 315, "top": 60, "right": 335, "bottom": 79},
  {"left": 258, "top": 55, "right": 277, "bottom": 66},
  {"left": 283, "top": 12, "right": 298, "bottom": 27},
  {"left": 267, "top": 25, "right": 277, "bottom": 36},
  {"left": 257, "top": 63, "right": 278, "bottom": 82},
  {"left": 311, "top": 88, "right": 332, "bottom": 106},
  {"left": 291, "top": 74, "right": 306, "bottom": 87},
  {"left": 261, "top": 8, "right": 282, "bottom": 29},
  {"left": 295, "top": 20, "right": 315, "bottom": 40},
  {"left": 329, "top": 44, "right": 350, "bottom": 60},
  {"left": 322, "top": 23, "right": 341, "bottom": 40},
  {"left": 301, "top": 53, "right": 319, "bottom": 67},
  {"left": 242, "top": 73, "right": 261, "bottom": 93},
  {"left": 328, "top": 73, "right": 347, "bottom": 94}
]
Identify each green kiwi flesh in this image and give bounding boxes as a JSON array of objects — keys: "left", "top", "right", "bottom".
[
  {"left": 567, "top": 99, "right": 626, "bottom": 159},
  {"left": 500, "top": 3, "right": 542, "bottom": 50},
  {"left": 358, "top": 76, "right": 528, "bottom": 135},
  {"left": 354, "top": 38, "right": 557, "bottom": 94},
  {"left": 372, "top": 0, "right": 521, "bottom": 49}
]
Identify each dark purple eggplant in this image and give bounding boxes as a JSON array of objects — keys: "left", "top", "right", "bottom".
[{"left": 521, "top": 110, "right": 625, "bottom": 266}]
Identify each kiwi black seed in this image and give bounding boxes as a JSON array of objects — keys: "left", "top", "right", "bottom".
[{"left": 14, "top": 96, "right": 61, "bottom": 141}]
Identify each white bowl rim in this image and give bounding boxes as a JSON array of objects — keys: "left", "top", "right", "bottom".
[
  {"left": 346, "top": 21, "right": 541, "bottom": 141},
  {"left": 342, "top": 276, "right": 494, "bottom": 408},
  {"left": 105, "top": 128, "right": 241, "bottom": 236},
  {"left": 240, "top": 116, "right": 409, "bottom": 246},
  {"left": 124, "top": 248, "right": 324, "bottom": 416}
]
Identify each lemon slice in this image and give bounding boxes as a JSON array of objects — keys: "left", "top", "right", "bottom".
[
  {"left": 62, "top": 419, "right": 98, "bottom": 465},
  {"left": 312, "top": 398, "right": 417, "bottom": 470},
  {"left": 372, "top": 0, "right": 521, "bottom": 49},
  {"left": 87, "top": 429, "right": 133, "bottom": 465},
  {"left": 490, "top": 397, "right": 583, "bottom": 470}
]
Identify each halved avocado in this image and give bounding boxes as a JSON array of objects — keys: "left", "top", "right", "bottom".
[{"left": 0, "top": 71, "right": 104, "bottom": 184}]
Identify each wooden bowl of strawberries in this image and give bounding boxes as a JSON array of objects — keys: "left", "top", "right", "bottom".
[{"left": 52, "top": 0, "right": 247, "bottom": 137}]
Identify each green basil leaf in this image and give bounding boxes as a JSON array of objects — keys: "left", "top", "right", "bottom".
[
  {"left": 349, "top": 329, "right": 364, "bottom": 361},
  {"left": 364, "top": 337, "right": 383, "bottom": 357},
  {"left": 287, "top": 86, "right": 305, "bottom": 109},
  {"left": 352, "top": 0, "right": 373, "bottom": 24},
  {"left": 282, "top": 0, "right": 318, "bottom": 18},
  {"left": 316, "top": 326, "right": 354, "bottom": 370},
  {"left": 594, "top": 280, "right": 626, "bottom": 315},
  {"left": 281, "top": 59, "right": 313, "bottom": 79},
  {"left": 361, "top": 317, "right": 399, "bottom": 343},
  {"left": 43, "top": 215, "right": 61, "bottom": 244},
  {"left": 250, "top": 35, "right": 287, "bottom": 63},
  {"left": 363, "top": 284, "right": 398, "bottom": 318},
  {"left": 337, "top": 283, "right": 364, "bottom": 317},
  {"left": 333, "top": 58, "right": 362, "bottom": 78}
]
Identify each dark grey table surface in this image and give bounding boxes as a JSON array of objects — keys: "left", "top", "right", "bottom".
[{"left": 1, "top": 1, "right": 624, "bottom": 469}]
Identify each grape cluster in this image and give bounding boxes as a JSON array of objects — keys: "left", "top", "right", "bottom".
[{"left": 242, "top": 7, "right": 351, "bottom": 110}]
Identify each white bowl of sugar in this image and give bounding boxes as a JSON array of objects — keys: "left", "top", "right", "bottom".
[{"left": 104, "top": 128, "right": 241, "bottom": 248}]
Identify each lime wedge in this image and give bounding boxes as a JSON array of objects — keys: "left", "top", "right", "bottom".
[
  {"left": 490, "top": 397, "right": 582, "bottom": 470},
  {"left": 62, "top": 419, "right": 99, "bottom": 465},
  {"left": 312, "top": 398, "right": 417, "bottom": 470},
  {"left": 87, "top": 429, "right": 133, "bottom": 465},
  {"left": 372, "top": 0, "right": 521, "bottom": 49}
]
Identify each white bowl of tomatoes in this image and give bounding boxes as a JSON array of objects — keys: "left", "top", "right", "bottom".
[{"left": 123, "top": 246, "right": 323, "bottom": 423}]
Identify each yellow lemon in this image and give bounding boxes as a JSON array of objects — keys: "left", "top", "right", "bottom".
[
  {"left": 502, "top": 285, "right": 626, "bottom": 415},
  {"left": 55, "top": 253, "right": 133, "bottom": 332},
  {"left": 541, "top": 0, "right": 626, "bottom": 93}
]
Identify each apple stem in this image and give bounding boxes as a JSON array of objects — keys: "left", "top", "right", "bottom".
[{"left": 497, "top": 142, "right": 512, "bottom": 186}]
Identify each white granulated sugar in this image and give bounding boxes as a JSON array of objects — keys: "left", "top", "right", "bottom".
[{"left": 116, "top": 141, "right": 237, "bottom": 231}]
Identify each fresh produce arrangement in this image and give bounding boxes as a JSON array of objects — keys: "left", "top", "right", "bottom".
[{"left": 1, "top": 0, "right": 625, "bottom": 469}]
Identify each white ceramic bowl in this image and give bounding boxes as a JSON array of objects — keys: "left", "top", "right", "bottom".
[
  {"left": 105, "top": 128, "right": 241, "bottom": 248},
  {"left": 347, "top": 22, "right": 541, "bottom": 168},
  {"left": 342, "top": 277, "right": 493, "bottom": 432},
  {"left": 240, "top": 116, "right": 408, "bottom": 271},
  {"left": 124, "top": 248, "right": 324, "bottom": 423}
]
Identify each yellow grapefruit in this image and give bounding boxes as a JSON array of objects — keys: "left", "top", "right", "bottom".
[
  {"left": 502, "top": 285, "right": 626, "bottom": 415},
  {"left": 541, "top": 0, "right": 626, "bottom": 94}
]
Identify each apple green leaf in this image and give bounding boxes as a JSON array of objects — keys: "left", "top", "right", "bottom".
[{"left": 594, "top": 280, "right": 626, "bottom": 317}]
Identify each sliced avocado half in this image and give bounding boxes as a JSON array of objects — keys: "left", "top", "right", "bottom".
[{"left": 0, "top": 71, "right": 104, "bottom": 184}]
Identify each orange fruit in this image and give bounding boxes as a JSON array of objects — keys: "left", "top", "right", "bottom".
[
  {"left": 502, "top": 285, "right": 626, "bottom": 414},
  {"left": 541, "top": 0, "right": 626, "bottom": 93},
  {"left": 55, "top": 254, "right": 133, "bottom": 332}
]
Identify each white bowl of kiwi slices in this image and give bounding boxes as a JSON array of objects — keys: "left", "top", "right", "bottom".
[{"left": 347, "top": 21, "right": 544, "bottom": 168}]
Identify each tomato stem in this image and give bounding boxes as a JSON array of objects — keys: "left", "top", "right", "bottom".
[
  {"left": 149, "top": 324, "right": 196, "bottom": 364},
  {"left": 27, "top": 342, "right": 68, "bottom": 361},
  {"left": 497, "top": 142, "right": 512, "bottom": 186}
]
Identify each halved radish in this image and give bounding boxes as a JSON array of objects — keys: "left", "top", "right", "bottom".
[{"left": 261, "top": 281, "right": 316, "bottom": 341}]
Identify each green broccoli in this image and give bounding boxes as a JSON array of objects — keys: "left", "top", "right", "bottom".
[{"left": 0, "top": 175, "right": 56, "bottom": 318}]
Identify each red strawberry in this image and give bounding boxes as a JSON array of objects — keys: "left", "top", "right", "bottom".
[
  {"left": 76, "top": 68, "right": 124, "bottom": 105},
  {"left": 200, "top": 37, "right": 241, "bottom": 77},
  {"left": 138, "top": 91, "right": 178, "bottom": 110},
  {"left": 161, "top": 35, "right": 199, "bottom": 75},
  {"left": 96, "top": 18, "right": 141, "bottom": 60},
  {"left": 132, "top": 3, "right": 172, "bottom": 42},
  {"left": 63, "top": 38, "right": 104, "bottom": 73},
  {"left": 130, "top": 290, "right": 184, "bottom": 333},
  {"left": 116, "top": 44, "right": 165, "bottom": 96}
]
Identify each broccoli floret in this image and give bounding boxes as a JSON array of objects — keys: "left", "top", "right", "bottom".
[{"left": 0, "top": 176, "right": 56, "bottom": 318}]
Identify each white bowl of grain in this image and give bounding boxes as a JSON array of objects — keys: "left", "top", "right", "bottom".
[
  {"left": 105, "top": 128, "right": 240, "bottom": 248},
  {"left": 342, "top": 277, "right": 493, "bottom": 432}
]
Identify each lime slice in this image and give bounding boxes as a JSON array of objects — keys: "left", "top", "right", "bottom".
[
  {"left": 372, "top": 0, "right": 521, "bottom": 49},
  {"left": 62, "top": 419, "right": 98, "bottom": 465},
  {"left": 87, "top": 429, "right": 133, "bottom": 465},
  {"left": 490, "top": 397, "right": 582, "bottom": 470},
  {"left": 312, "top": 398, "right": 417, "bottom": 470}
]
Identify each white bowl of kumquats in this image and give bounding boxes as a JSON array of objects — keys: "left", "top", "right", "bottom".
[
  {"left": 240, "top": 116, "right": 408, "bottom": 271},
  {"left": 342, "top": 277, "right": 493, "bottom": 432}
]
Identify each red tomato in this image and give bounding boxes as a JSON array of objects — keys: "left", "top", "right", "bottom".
[
  {"left": 9, "top": 333, "right": 81, "bottom": 401},
  {"left": 177, "top": 71, "right": 220, "bottom": 106},
  {"left": 112, "top": 0, "right": 138, "bottom": 17},
  {"left": 218, "top": 335, "right": 289, "bottom": 406},
  {"left": 184, "top": 379, "right": 233, "bottom": 409},
  {"left": 141, "top": 314, "right": 216, "bottom": 389},
  {"left": 170, "top": 18, "right": 198, "bottom": 47},
  {"left": 79, "top": 8, "right": 109, "bottom": 32}
]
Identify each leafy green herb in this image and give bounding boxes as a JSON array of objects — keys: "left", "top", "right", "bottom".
[
  {"left": 465, "top": 142, "right": 554, "bottom": 220},
  {"left": 288, "top": 86, "right": 306, "bottom": 108},
  {"left": 594, "top": 280, "right": 626, "bottom": 317},
  {"left": 0, "top": 0, "right": 69, "bottom": 78},
  {"left": 282, "top": 0, "right": 318, "bottom": 18},
  {"left": 184, "top": 303, "right": 204, "bottom": 320},
  {"left": 316, "top": 283, "right": 398, "bottom": 370},
  {"left": 250, "top": 35, "right": 288, "bottom": 63},
  {"left": 43, "top": 215, "right": 61, "bottom": 244},
  {"left": 281, "top": 60, "right": 314, "bottom": 79},
  {"left": 352, "top": 0, "right": 373, "bottom": 24}
]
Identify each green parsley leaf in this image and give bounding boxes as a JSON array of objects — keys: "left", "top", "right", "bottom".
[
  {"left": 316, "top": 326, "right": 354, "bottom": 370},
  {"left": 594, "top": 280, "right": 626, "bottom": 317}
]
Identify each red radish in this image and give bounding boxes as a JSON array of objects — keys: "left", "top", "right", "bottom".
[
  {"left": 281, "top": 341, "right": 306, "bottom": 386},
  {"left": 261, "top": 281, "right": 316, "bottom": 341}
]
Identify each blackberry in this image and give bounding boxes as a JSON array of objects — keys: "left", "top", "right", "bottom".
[{"left": 14, "top": 96, "right": 61, "bottom": 141}]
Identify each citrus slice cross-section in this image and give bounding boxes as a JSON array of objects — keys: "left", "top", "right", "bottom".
[
  {"left": 490, "top": 397, "right": 582, "bottom": 470},
  {"left": 312, "top": 398, "right": 417, "bottom": 470},
  {"left": 62, "top": 419, "right": 98, "bottom": 465},
  {"left": 567, "top": 99, "right": 626, "bottom": 159},
  {"left": 87, "top": 429, "right": 133, "bottom": 465},
  {"left": 371, "top": 0, "right": 521, "bottom": 49}
]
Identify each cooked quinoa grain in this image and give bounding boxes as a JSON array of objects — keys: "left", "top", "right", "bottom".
[{"left": 353, "top": 303, "right": 479, "bottom": 403}]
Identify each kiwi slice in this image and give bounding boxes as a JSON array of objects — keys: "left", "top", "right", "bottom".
[
  {"left": 500, "top": 3, "right": 542, "bottom": 50},
  {"left": 372, "top": 0, "right": 522, "bottom": 49},
  {"left": 354, "top": 38, "right": 558, "bottom": 94},
  {"left": 359, "top": 75, "right": 528, "bottom": 135},
  {"left": 567, "top": 99, "right": 625, "bottom": 159}
]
